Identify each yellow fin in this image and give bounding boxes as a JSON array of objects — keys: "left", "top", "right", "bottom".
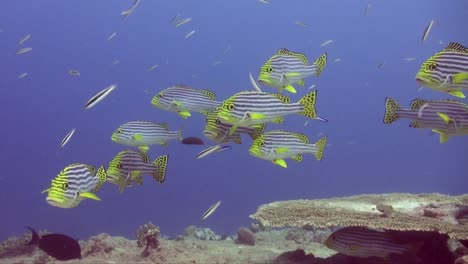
[
  {"left": 448, "top": 90, "right": 466, "bottom": 98},
  {"left": 171, "top": 100, "right": 182, "bottom": 106},
  {"left": 200, "top": 89, "right": 217, "bottom": 100},
  {"left": 410, "top": 99, "right": 428, "bottom": 110},
  {"left": 272, "top": 93, "right": 291, "bottom": 103},
  {"left": 383, "top": 97, "right": 401, "bottom": 123},
  {"left": 436, "top": 112, "right": 452, "bottom": 124},
  {"left": 272, "top": 116, "right": 284, "bottom": 123},
  {"left": 133, "top": 134, "right": 143, "bottom": 141},
  {"left": 284, "top": 85, "right": 297, "bottom": 94},
  {"left": 312, "top": 53, "right": 327, "bottom": 77},
  {"left": 273, "top": 159, "right": 287, "bottom": 168},
  {"left": 275, "top": 147, "right": 288, "bottom": 154},
  {"left": 292, "top": 154, "right": 303, "bottom": 162},
  {"left": 432, "top": 129, "right": 451, "bottom": 143},
  {"left": 228, "top": 126, "right": 238, "bottom": 136},
  {"left": 276, "top": 48, "right": 308, "bottom": 64},
  {"left": 93, "top": 166, "right": 107, "bottom": 192},
  {"left": 249, "top": 112, "right": 265, "bottom": 120},
  {"left": 298, "top": 90, "right": 317, "bottom": 119},
  {"left": 285, "top": 72, "right": 301, "bottom": 78},
  {"left": 178, "top": 111, "right": 191, "bottom": 119},
  {"left": 452, "top": 73, "right": 468, "bottom": 84},
  {"left": 138, "top": 145, "right": 149, "bottom": 153},
  {"left": 409, "top": 121, "right": 423, "bottom": 128},
  {"left": 313, "top": 136, "right": 327, "bottom": 161},
  {"left": 293, "top": 132, "right": 309, "bottom": 143},
  {"left": 152, "top": 155, "right": 168, "bottom": 183},
  {"left": 297, "top": 79, "right": 305, "bottom": 86},
  {"left": 79, "top": 192, "right": 101, "bottom": 201},
  {"left": 233, "top": 134, "right": 242, "bottom": 144}
]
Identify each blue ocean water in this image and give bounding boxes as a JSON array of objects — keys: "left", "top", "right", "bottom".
[{"left": 1, "top": 0, "right": 467, "bottom": 242}]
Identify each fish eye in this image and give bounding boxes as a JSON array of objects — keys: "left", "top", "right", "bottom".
[
  {"left": 117, "top": 163, "right": 123, "bottom": 169},
  {"left": 215, "top": 119, "right": 221, "bottom": 125},
  {"left": 427, "top": 63, "right": 437, "bottom": 71},
  {"left": 258, "top": 140, "right": 265, "bottom": 147},
  {"left": 116, "top": 128, "right": 123, "bottom": 134},
  {"left": 266, "top": 66, "right": 273, "bottom": 73},
  {"left": 157, "top": 93, "right": 164, "bottom": 98},
  {"left": 61, "top": 182, "right": 69, "bottom": 190},
  {"left": 226, "top": 103, "right": 235, "bottom": 111}
]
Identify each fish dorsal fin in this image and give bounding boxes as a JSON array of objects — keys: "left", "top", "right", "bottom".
[
  {"left": 444, "top": 42, "right": 468, "bottom": 53},
  {"left": 157, "top": 123, "right": 169, "bottom": 130},
  {"left": 293, "top": 132, "right": 309, "bottom": 143},
  {"left": 410, "top": 99, "right": 428, "bottom": 110},
  {"left": 174, "top": 84, "right": 192, "bottom": 89},
  {"left": 200, "top": 89, "right": 217, "bottom": 100},
  {"left": 292, "top": 154, "right": 303, "bottom": 162},
  {"left": 272, "top": 93, "right": 291, "bottom": 104},
  {"left": 139, "top": 152, "right": 150, "bottom": 163},
  {"left": 276, "top": 48, "right": 308, "bottom": 65}
]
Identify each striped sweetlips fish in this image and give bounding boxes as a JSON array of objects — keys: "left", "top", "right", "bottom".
[
  {"left": 203, "top": 107, "right": 266, "bottom": 144},
  {"left": 42, "top": 163, "right": 107, "bottom": 208},
  {"left": 216, "top": 90, "right": 324, "bottom": 136},
  {"left": 151, "top": 85, "right": 221, "bottom": 118},
  {"left": 416, "top": 42, "right": 468, "bottom": 98},
  {"left": 111, "top": 121, "right": 182, "bottom": 153},
  {"left": 106, "top": 150, "right": 168, "bottom": 193},
  {"left": 324, "top": 227, "right": 422, "bottom": 259},
  {"left": 257, "top": 48, "right": 327, "bottom": 94},
  {"left": 249, "top": 130, "right": 327, "bottom": 168},
  {"left": 384, "top": 97, "right": 468, "bottom": 143}
]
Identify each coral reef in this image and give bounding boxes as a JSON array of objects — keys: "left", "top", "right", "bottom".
[
  {"left": 136, "top": 222, "right": 160, "bottom": 257},
  {"left": 250, "top": 193, "right": 468, "bottom": 240},
  {"left": 285, "top": 226, "right": 332, "bottom": 244},
  {"left": 193, "top": 227, "right": 222, "bottom": 241},
  {"left": 235, "top": 227, "right": 255, "bottom": 246}
]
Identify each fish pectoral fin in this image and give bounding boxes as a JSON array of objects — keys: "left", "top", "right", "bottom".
[
  {"left": 292, "top": 154, "right": 303, "bottom": 162},
  {"left": 448, "top": 90, "right": 466, "bottom": 98},
  {"left": 133, "top": 134, "right": 143, "bottom": 141},
  {"left": 275, "top": 147, "right": 289, "bottom": 154},
  {"left": 272, "top": 116, "right": 284, "bottom": 123},
  {"left": 284, "top": 72, "right": 301, "bottom": 78},
  {"left": 171, "top": 100, "right": 182, "bottom": 106},
  {"left": 248, "top": 112, "right": 266, "bottom": 120},
  {"left": 130, "top": 171, "right": 141, "bottom": 178},
  {"left": 273, "top": 159, "right": 287, "bottom": 168},
  {"left": 436, "top": 112, "right": 452, "bottom": 124},
  {"left": 297, "top": 79, "right": 305, "bottom": 86},
  {"left": 228, "top": 126, "right": 238, "bottom": 136},
  {"left": 178, "top": 111, "right": 191, "bottom": 119},
  {"left": 79, "top": 192, "right": 101, "bottom": 201},
  {"left": 284, "top": 85, "right": 297, "bottom": 94},
  {"left": 452, "top": 72, "right": 468, "bottom": 84},
  {"left": 138, "top": 145, "right": 149, "bottom": 153}
]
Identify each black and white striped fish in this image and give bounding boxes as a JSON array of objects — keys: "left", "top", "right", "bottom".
[
  {"left": 257, "top": 48, "right": 327, "bottom": 94},
  {"left": 151, "top": 85, "right": 221, "bottom": 119},
  {"left": 106, "top": 150, "right": 169, "bottom": 193},
  {"left": 42, "top": 163, "right": 107, "bottom": 208},
  {"left": 111, "top": 121, "right": 182, "bottom": 153},
  {"left": 203, "top": 108, "right": 266, "bottom": 144},
  {"left": 384, "top": 97, "right": 468, "bottom": 143},
  {"left": 249, "top": 130, "right": 327, "bottom": 168},
  {"left": 216, "top": 90, "right": 324, "bottom": 136},
  {"left": 83, "top": 84, "right": 117, "bottom": 110},
  {"left": 416, "top": 42, "right": 468, "bottom": 98},
  {"left": 324, "top": 227, "right": 421, "bottom": 259}
]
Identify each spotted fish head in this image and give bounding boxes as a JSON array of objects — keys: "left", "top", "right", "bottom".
[
  {"left": 44, "top": 164, "right": 96, "bottom": 208},
  {"left": 217, "top": 98, "right": 239, "bottom": 123},
  {"left": 151, "top": 91, "right": 171, "bottom": 109},
  {"left": 416, "top": 54, "right": 443, "bottom": 89},
  {"left": 249, "top": 136, "right": 269, "bottom": 158},
  {"left": 258, "top": 59, "right": 282, "bottom": 87},
  {"left": 111, "top": 126, "right": 130, "bottom": 144}
]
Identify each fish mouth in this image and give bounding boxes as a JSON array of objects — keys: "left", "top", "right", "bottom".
[
  {"left": 249, "top": 147, "right": 261, "bottom": 157},
  {"left": 46, "top": 196, "right": 68, "bottom": 208},
  {"left": 111, "top": 133, "right": 118, "bottom": 142},
  {"left": 257, "top": 76, "right": 271, "bottom": 85},
  {"left": 415, "top": 75, "right": 429, "bottom": 86}
]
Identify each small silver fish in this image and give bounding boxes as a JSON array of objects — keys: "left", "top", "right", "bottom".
[
  {"left": 185, "top": 30, "right": 196, "bottom": 39},
  {"left": 83, "top": 84, "right": 117, "bottom": 110},
  {"left": 68, "top": 70, "right": 80, "bottom": 76},
  {"left": 320, "top": 40, "right": 333, "bottom": 47},
  {"left": 60, "top": 128, "right": 76, "bottom": 148},
  {"left": 174, "top": 18, "right": 192, "bottom": 27},
  {"left": 404, "top": 57, "right": 416, "bottom": 62},
  {"left": 258, "top": 0, "right": 270, "bottom": 4},
  {"left": 201, "top": 200, "right": 222, "bottom": 220},
  {"left": 107, "top": 32, "right": 117, "bottom": 40},
  {"left": 170, "top": 13, "right": 181, "bottom": 24},
  {"left": 212, "top": 61, "right": 222, "bottom": 66},
  {"left": 146, "top": 64, "right": 159, "bottom": 71},
  {"left": 16, "top": 47, "right": 32, "bottom": 55},
  {"left": 250, "top": 72, "right": 263, "bottom": 92},
  {"left": 295, "top": 21, "right": 310, "bottom": 28},
  {"left": 17, "top": 73, "right": 28, "bottom": 79},
  {"left": 364, "top": 3, "right": 371, "bottom": 16},
  {"left": 121, "top": 0, "right": 141, "bottom": 19},
  {"left": 223, "top": 44, "right": 231, "bottom": 55},
  {"left": 196, "top": 145, "right": 231, "bottom": 159},
  {"left": 18, "top": 34, "right": 31, "bottom": 45},
  {"left": 422, "top": 20, "right": 435, "bottom": 44}
]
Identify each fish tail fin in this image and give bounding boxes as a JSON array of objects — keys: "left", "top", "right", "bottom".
[
  {"left": 298, "top": 90, "right": 317, "bottom": 119},
  {"left": 152, "top": 155, "right": 169, "bottom": 183},
  {"left": 384, "top": 97, "right": 401, "bottom": 124},
  {"left": 27, "top": 226, "right": 39, "bottom": 245},
  {"left": 177, "top": 127, "right": 184, "bottom": 141},
  {"left": 313, "top": 136, "right": 327, "bottom": 161},
  {"left": 248, "top": 123, "right": 267, "bottom": 140},
  {"left": 313, "top": 53, "right": 327, "bottom": 77},
  {"left": 93, "top": 166, "right": 107, "bottom": 192}
]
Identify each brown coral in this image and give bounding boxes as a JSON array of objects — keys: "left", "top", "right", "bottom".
[
  {"left": 250, "top": 193, "right": 468, "bottom": 240},
  {"left": 136, "top": 222, "right": 160, "bottom": 257}
]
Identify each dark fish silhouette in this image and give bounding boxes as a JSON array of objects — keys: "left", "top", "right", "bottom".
[
  {"left": 27, "top": 227, "right": 81, "bottom": 261},
  {"left": 181, "top": 137, "right": 205, "bottom": 145}
]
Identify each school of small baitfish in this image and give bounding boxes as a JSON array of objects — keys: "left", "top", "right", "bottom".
[{"left": 13, "top": 3, "right": 462, "bottom": 214}]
